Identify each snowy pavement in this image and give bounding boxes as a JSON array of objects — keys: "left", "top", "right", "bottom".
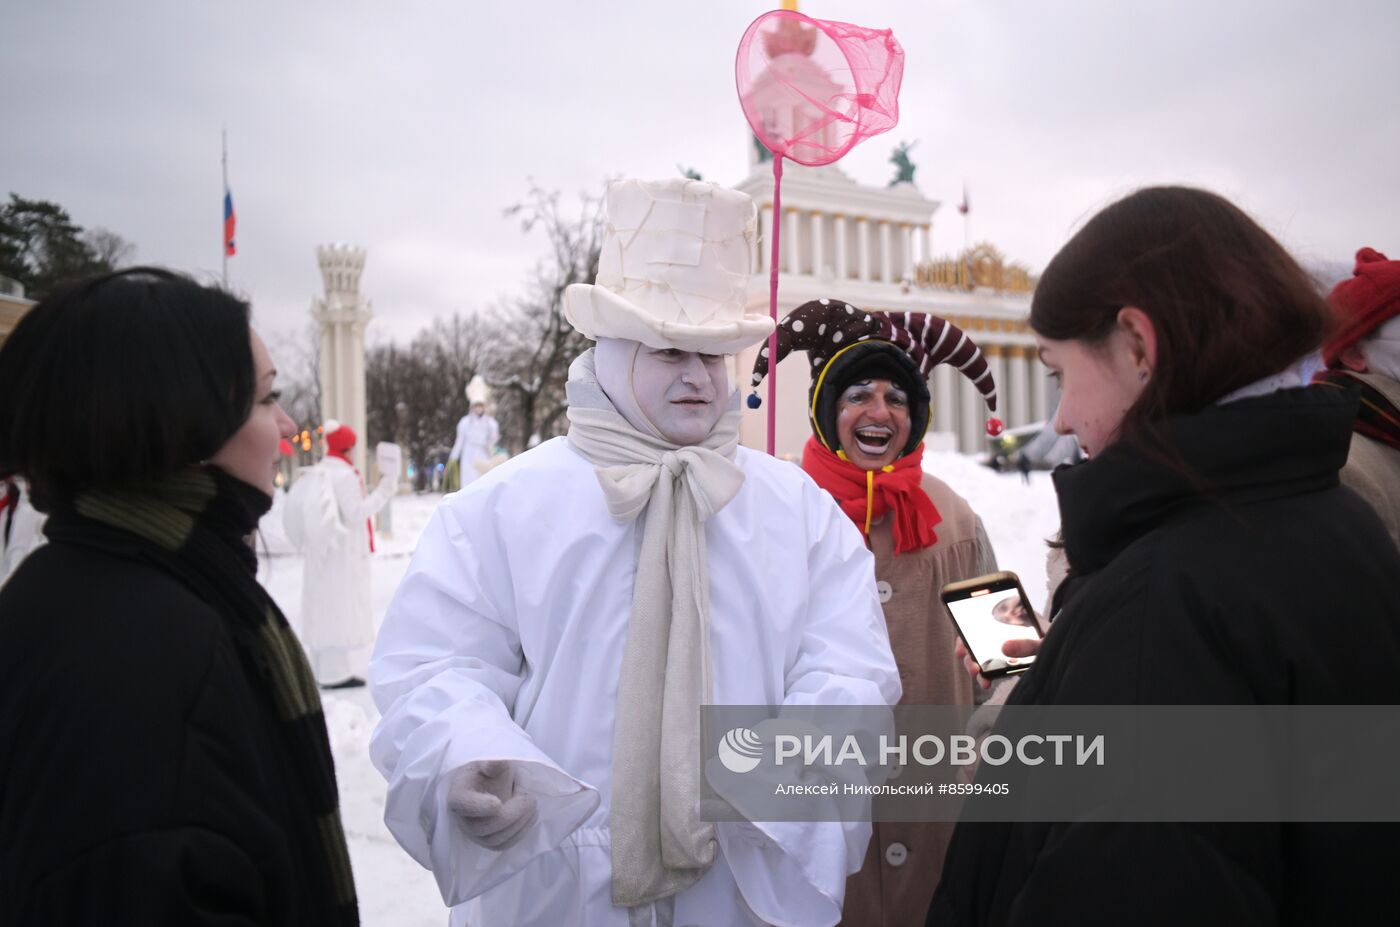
[{"left": 256, "top": 452, "right": 1060, "bottom": 926}]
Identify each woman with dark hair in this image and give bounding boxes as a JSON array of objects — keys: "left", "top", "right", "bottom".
[
  {"left": 928, "top": 187, "right": 1400, "bottom": 924},
  {"left": 0, "top": 268, "right": 358, "bottom": 925}
]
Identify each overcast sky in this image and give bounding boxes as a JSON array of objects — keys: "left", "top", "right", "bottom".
[{"left": 4, "top": 0, "right": 1396, "bottom": 347}]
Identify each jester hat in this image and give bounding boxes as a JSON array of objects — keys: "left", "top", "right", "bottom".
[{"left": 748, "top": 299, "right": 1001, "bottom": 457}]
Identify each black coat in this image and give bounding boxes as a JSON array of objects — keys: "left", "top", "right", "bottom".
[
  {"left": 929, "top": 387, "right": 1400, "bottom": 926},
  {"left": 0, "top": 537, "right": 322, "bottom": 924}
]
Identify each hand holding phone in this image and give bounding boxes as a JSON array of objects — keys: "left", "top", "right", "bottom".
[
  {"left": 956, "top": 636, "right": 1043, "bottom": 690},
  {"left": 941, "top": 572, "right": 1044, "bottom": 679}
]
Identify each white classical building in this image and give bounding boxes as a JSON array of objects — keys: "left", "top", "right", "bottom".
[
  {"left": 312, "top": 244, "right": 372, "bottom": 474},
  {"left": 728, "top": 0, "right": 1047, "bottom": 459},
  {"left": 732, "top": 160, "right": 1051, "bottom": 459}
]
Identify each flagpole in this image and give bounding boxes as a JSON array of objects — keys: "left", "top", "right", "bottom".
[
  {"left": 221, "top": 128, "right": 229, "bottom": 288},
  {"left": 959, "top": 183, "right": 971, "bottom": 288},
  {"left": 962, "top": 185, "right": 971, "bottom": 252}
]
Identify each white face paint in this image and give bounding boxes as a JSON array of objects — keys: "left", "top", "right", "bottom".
[{"left": 632, "top": 347, "right": 730, "bottom": 445}]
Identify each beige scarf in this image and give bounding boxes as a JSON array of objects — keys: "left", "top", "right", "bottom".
[{"left": 565, "top": 351, "right": 745, "bottom": 913}]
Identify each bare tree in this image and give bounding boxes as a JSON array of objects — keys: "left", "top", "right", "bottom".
[
  {"left": 485, "top": 184, "right": 605, "bottom": 454},
  {"left": 365, "top": 312, "right": 487, "bottom": 489},
  {"left": 82, "top": 227, "right": 136, "bottom": 268},
  {"left": 429, "top": 312, "right": 485, "bottom": 413},
  {"left": 355, "top": 181, "right": 607, "bottom": 484}
]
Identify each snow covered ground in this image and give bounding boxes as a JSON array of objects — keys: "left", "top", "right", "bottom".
[{"left": 256, "top": 451, "right": 1060, "bottom": 926}]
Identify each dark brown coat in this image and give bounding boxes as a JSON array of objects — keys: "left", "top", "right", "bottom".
[{"left": 840, "top": 473, "right": 996, "bottom": 927}]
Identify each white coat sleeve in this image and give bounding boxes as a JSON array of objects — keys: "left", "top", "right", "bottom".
[
  {"left": 447, "top": 417, "right": 467, "bottom": 463},
  {"left": 720, "top": 481, "right": 902, "bottom": 927},
  {"left": 368, "top": 502, "right": 600, "bottom": 906},
  {"left": 487, "top": 416, "right": 500, "bottom": 450},
  {"left": 328, "top": 461, "right": 394, "bottom": 525}
]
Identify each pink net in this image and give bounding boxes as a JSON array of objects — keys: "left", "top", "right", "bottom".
[{"left": 736, "top": 10, "right": 904, "bottom": 166}]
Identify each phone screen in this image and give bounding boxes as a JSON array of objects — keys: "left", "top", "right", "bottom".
[{"left": 945, "top": 583, "right": 1040, "bottom": 675}]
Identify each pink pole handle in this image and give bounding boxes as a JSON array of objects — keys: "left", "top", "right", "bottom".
[{"left": 766, "top": 154, "right": 783, "bottom": 456}]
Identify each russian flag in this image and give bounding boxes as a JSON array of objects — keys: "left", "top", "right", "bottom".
[{"left": 223, "top": 188, "right": 237, "bottom": 257}]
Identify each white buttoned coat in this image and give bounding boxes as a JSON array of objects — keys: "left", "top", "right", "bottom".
[{"left": 369, "top": 437, "right": 901, "bottom": 926}]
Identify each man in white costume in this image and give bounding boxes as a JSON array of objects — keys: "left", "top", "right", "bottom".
[
  {"left": 296, "top": 421, "right": 400, "bottom": 687},
  {"left": 370, "top": 178, "right": 901, "bottom": 927},
  {"left": 447, "top": 376, "right": 500, "bottom": 490}
]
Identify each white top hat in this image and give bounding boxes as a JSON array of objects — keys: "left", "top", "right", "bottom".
[
  {"left": 465, "top": 374, "right": 491, "bottom": 406},
  {"left": 564, "top": 178, "right": 775, "bottom": 355}
]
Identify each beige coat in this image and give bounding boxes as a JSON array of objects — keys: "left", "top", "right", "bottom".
[
  {"left": 1339, "top": 372, "right": 1400, "bottom": 551},
  {"left": 840, "top": 473, "right": 996, "bottom": 927}
]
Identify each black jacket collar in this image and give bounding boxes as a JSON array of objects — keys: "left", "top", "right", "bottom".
[{"left": 1052, "top": 387, "right": 1357, "bottom": 575}]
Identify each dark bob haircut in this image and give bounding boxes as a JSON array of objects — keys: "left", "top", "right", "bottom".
[
  {"left": 1030, "top": 186, "right": 1330, "bottom": 448},
  {"left": 0, "top": 267, "right": 254, "bottom": 510}
]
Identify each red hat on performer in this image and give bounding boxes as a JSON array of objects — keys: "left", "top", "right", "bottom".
[
  {"left": 1323, "top": 247, "right": 1400, "bottom": 368},
  {"left": 324, "top": 420, "right": 356, "bottom": 456}
]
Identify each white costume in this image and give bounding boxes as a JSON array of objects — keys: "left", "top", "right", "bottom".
[
  {"left": 299, "top": 448, "right": 397, "bottom": 683},
  {"left": 371, "top": 178, "right": 898, "bottom": 925},
  {"left": 370, "top": 436, "right": 899, "bottom": 926},
  {"left": 448, "top": 412, "right": 499, "bottom": 486}
]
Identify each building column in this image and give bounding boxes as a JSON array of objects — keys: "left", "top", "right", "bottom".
[
  {"left": 1031, "top": 348, "right": 1050, "bottom": 424},
  {"left": 331, "top": 316, "right": 345, "bottom": 424},
  {"left": 933, "top": 362, "right": 956, "bottom": 436},
  {"left": 986, "top": 346, "right": 1007, "bottom": 435},
  {"left": 786, "top": 208, "right": 802, "bottom": 274},
  {"left": 319, "top": 318, "right": 334, "bottom": 424},
  {"left": 921, "top": 223, "right": 933, "bottom": 263},
  {"left": 833, "top": 215, "right": 848, "bottom": 280},
  {"left": 351, "top": 317, "right": 368, "bottom": 475},
  {"left": 1009, "top": 346, "right": 1031, "bottom": 429},
  {"left": 878, "top": 221, "right": 893, "bottom": 283},
  {"left": 810, "top": 211, "right": 825, "bottom": 278},
  {"left": 960, "top": 371, "right": 983, "bottom": 454},
  {"left": 857, "top": 218, "right": 871, "bottom": 281},
  {"left": 755, "top": 204, "right": 770, "bottom": 272},
  {"left": 900, "top": 223, "right": 914, "bottom": 282}
]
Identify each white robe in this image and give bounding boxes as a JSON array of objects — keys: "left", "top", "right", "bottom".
[
  {"left": 370, "top": 437, "right": 901, "bottom": 926},
  {"left": 301, "top": 456, "right": 394, "bottom": 683},
  {"left": 448, "top": 413, "right": 500, "bottom": 486}
]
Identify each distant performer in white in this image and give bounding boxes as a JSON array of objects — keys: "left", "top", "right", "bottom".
[
  {"left": 369, "top": 178, "right": 901, "bottom": 926},
  {"left": 286, "top": 420, "right": 400, "bottom": 688},
  {"left": 447, "top": 375, "right": 500, "bottom": 490}
]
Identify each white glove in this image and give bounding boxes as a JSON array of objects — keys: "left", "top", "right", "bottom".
[
  {"left": 446, "top": 760, "right": 539, "bottom": 851},
  {"left": 375, "top": 441, "right": 402, "bottom": 481}
]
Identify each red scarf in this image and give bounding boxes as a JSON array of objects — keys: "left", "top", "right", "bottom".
[
  {"left": 330, "top": 449, "right": 375, "bottom": 553},
  {"left": 801, "top": 436, "right": 941, "bottom": 554}
]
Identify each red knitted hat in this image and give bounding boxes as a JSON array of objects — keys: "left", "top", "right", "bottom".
[
  {"left": 324, "top": 421, "right": 357, "bottom": 455},
  {"left": 1323, "top": 247, "right": 1400, "bottom": 368}
]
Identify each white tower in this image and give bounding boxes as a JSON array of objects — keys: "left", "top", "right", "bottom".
[{"left": 312, "top": 244, "right": 372, "bottom": 474}]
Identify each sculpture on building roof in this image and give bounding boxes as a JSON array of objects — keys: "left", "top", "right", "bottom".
[{"left": 889, "top": 140, "right": 918, "bottom": 186}]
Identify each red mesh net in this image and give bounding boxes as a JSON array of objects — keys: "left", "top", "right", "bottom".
[{"left": 736, "top": 10, "right": 905, "bottom": 167}]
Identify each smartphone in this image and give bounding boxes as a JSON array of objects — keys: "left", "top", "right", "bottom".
[{"left": 941, "top": 571, "right": 1043, "bottom": 678}]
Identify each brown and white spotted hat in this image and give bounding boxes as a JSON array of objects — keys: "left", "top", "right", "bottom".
[{"left": 748, "top": 298, "right": 1002, "bottom": 454}]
